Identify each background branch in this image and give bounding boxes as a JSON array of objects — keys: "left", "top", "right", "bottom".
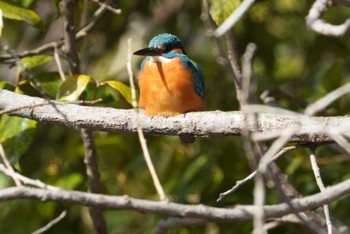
[
  {"left": 61, "top": 0, "right": 107, "bottom": 233},
  {"left": 306, "top": 0, "right": 350, "bottom": 36},
  {"left": 0, "top": 179, "right": 349, "bottom": 221}
]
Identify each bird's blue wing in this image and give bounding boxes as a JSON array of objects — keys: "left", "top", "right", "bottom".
[{"left": 186, "top": 59, "right": 204, "bottom": 99}]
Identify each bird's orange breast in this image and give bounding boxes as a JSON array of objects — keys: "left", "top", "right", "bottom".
[{"left": 138, "top": 57, "right": 204, "bottom": 116}]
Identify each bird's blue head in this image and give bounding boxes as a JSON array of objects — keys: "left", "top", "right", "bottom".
[{"left": 133, "top": 33, "right": 186, "bottom": 56}]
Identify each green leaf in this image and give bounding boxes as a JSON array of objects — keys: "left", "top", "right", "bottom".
[
  {"left": 36, "top": 72, "right": 63, "bottom": 98},
  {"left": 59, "top": 74, "right": 92, "bottom": 101},
  {"left": 0, "top": 81, "right": 15, "bottom": 91},
  {"left": 0, "top": 115, "right": 37, "bottom": 163},
  {"left": 12, "top": 0, "right": 34, "bottom": 8},
  {"left": 0, "top": 1, "right": 44, "bottom": 29},
  {"left": 105, "top": 80, "right": 133, "bottom": 104},
  {"left": 20, "top": 55, "right": 52, "bottom": 70}
]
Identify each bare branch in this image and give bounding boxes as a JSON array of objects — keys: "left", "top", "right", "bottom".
[
  {"left": 309, "top": 147, "right": 333, "bottom": 233},
  {"left": 241, "top": 43, "right": 257, "bottom": 105},
  {"left": 90, "top": 0, "right": 122, "bottom": 14},
  {"left": 306, "top": 0, "right": 350, "bottom": 37},
  {"left": 31, "top": 211, "right": 67, "bottom": 234},
  {"left": 305, "top": 83, "right": 350, "bottom": 116},
  {"left": 0, "top": 178, "right": 350, "bottom": 221},
  {"left": 214, "top": 0, "right": 256, "bottom": 37},
  {"left": 0, "top": 3, "right": 109, "bottom": 63},
  {"left": 54, "top": 44, "right": 67, "bottom": 81},
  {"left": 0, "top": 144, "right": 22, "bottom": 186},
  {"left": 0, "top": 164, "right": 59, "bottom": 190}
]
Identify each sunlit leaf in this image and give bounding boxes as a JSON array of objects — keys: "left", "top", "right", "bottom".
[
  {"left": 210, "top": 0, "right": 241, "bottom": 25},
  {"left": 0, "top": 1, "right": 44, "bottom": 29},
  {"left": 20, "top": 55, "right": 52, "bottom": 70},
  {"left": 59, "top": 74, "right": 92, "bottom": 101},
  {"left": 0, "top": 115, "right": 37, "bottom": 163},
  {"left": 105, "top": 80, "right": 133, "bottom": 104},
  {"left": 0, "top": 9, "right": 3, "bottom": 36},
  {"left": 0, "top": 173, "right": 10, "bottom": 189},
  {"left": 54, "top": 173, "right": 83, "bottom": 189}
]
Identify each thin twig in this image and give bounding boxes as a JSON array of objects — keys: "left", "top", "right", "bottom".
[
  {"left": 214, "top": 0, "right": 256, "bottom": 37},
  {"left": 241, "top": 43, "right": 257, "bottom": 105},
  {"left": 305, "top": 83, "right": 350, "bottom": 116},
  {"left": 201, "top": 0, "right": 242, "bottom": 101},
  {"left": 0, "top": 144, "right": 22, "bottom": 186},
  {"left": 326, "top": 128, "right": 350, "bottom": 155},
  {"left": 306, "top": 0, "right": 350, "bottom": 37},
  {"left": 253, "top": 171, "right": 266, "bottom": 234},
  {"left": 90, "top": 0, "right": 122, "bottom": 14},
  {"left": 0, "top": 3, "right": 109, "bottom": 63},
  {"left": 217, "top": 145, "right": 299, "bottom": 202},
  {"left": 126, "top": 38, "right": 166, "bottom": 201},
  {"left": 54, "top": 44, "right": 67, "bottom": 81},
  {"left": 309, "top": 147, "right": 333, "bottom": 234},
  {"left": 226, "top": 31, "right": 243, "bottom": 102},
  {"left": 0, "top": 164, "right": 59, "bottom": 190},
  {"left": 258, "top": 128, "right": 298, "bottom": 174},
  {"left": 31, "top": 211, "right": 67, "bottom": 234},
  {"left": 0, "top": 39, "right": 52, "bottom": 99},
  {"left": 269, "top": 163, "right": 326, "bottom": 234}
]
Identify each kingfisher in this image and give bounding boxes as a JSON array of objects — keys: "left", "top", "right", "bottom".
[{"left": 133, "top": 33, "right": 205, "bottom": 142}]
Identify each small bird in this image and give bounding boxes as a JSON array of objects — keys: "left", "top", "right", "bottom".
[{"left": 133, "top": 33, "right": 205, "bottom": 143}]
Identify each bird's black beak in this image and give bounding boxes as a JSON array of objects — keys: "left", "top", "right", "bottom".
[{"left": 133, "top": 47, "right": 163, "bottom": 56}]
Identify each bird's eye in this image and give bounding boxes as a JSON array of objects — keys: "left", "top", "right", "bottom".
[
  {"left": 164, "top": 46, "right": 172, "bottom": 53},
  {"left": 157, "top": 45, "right": 166, "bottom": 52},
  {"left": 157, "top": 45, "right": 173, "bottom": 53}
]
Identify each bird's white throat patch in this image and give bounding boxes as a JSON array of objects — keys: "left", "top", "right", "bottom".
[{"left": 150, "top": 56, "right": 171, "bottom": 64}]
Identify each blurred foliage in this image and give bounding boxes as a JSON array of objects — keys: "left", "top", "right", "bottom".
[{"left": 0, "top": 0, "right": 350, "bottom": 233}]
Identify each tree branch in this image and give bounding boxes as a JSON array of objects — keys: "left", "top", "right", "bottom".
[
  {"left": 306, "top": 0, "right": 350, "bottom": 37},
  {"left": 1, "top": 90, "right": 350, "bottom": 143},
  {"left": 61, "top": 0, "right": 107, "bottom": 233},
  {"left": 0, "top": 178, "right": 350, "bottom": 221}
]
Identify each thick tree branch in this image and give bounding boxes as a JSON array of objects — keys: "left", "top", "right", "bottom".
[
  {"left": 1, "top": 90, "right": 350, "bottom": 143},
  {"left": 0, "top": 178, "right": 350, "bottom": 221}
]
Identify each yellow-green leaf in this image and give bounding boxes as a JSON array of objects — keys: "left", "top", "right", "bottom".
[
  {"left": 210, "top": 0, "right": 241, "bottom": 25},
  {"left": 19, "top": 55, "right": 52, "bottom": 71},
  {"left": 0, "top": 9, "right": 3, "bottom": 36},
  {"left": 0, "top": 1, "right": 44, "bottom": 29},
  {"left": 60, "top": 74, "right": 91, "bottom": 102},
  {"left": 55, "top": 173, "right": 84, "bottom": 189},
  {"left": 106, "top": 80, "right": 133, "bottom": 104}
]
